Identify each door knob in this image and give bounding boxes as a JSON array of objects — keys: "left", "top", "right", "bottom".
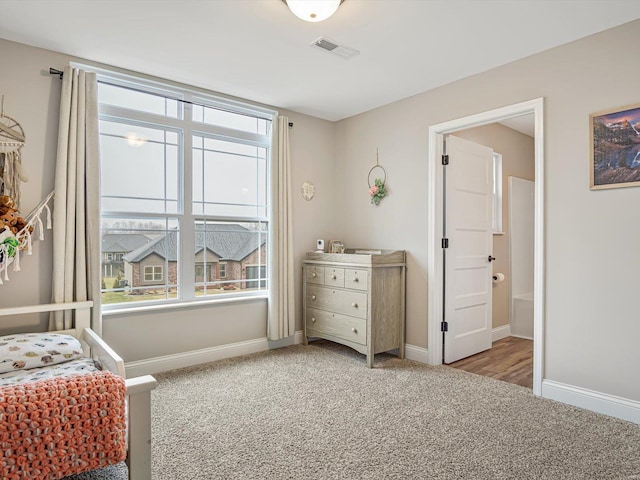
[{"left": 488, "top": 256, "right": 496, "bottom": 262}]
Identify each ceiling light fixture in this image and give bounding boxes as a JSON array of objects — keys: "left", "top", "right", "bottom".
[
  {"left": 282, "top": 0, "right": 345, "bottom": 23},
  {"left": 125, "top": 133, "right": 146, "bottom": 148}
]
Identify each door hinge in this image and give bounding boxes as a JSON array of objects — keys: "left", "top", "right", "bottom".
[
  {"left": 441, "top": 321, "right": 448, "bottom": 332},
  {"left": 441, "top": 154, "right": 449, "bottom": 165},
  {"left": 441, "top": 238, "right": 449, "bottom": 249}
]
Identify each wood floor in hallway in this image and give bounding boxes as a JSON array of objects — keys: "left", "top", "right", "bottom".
[{"left": 448, "top": 336, "right": 533, "bottom": 388}]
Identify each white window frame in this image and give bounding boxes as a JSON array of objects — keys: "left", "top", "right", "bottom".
[
  {"left": 219, "top": 262, "right": 227, "bottom": 279},
  {"left": 88, "top": 65, "right": 277, "bottom": 311},
  {"left": 144, "top": 265, "right": 163, "bottom": 282},
  {"left": 492, "top": 152, "right": 503, "bottom": 234}
]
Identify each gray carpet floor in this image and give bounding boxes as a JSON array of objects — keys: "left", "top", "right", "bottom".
[{"left": 67, "top": 342, "right": 640, "bottom": 479}]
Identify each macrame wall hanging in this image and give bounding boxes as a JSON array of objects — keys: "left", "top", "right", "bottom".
[
  {"left": 0, "top": 94, "right": 52, "bottom": 284},
  {"left": 0, "top": 95, "right": 28, "bottom": 209}
]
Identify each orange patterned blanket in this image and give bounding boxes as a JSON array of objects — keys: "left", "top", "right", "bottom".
[{"left": 0, "top": 370, "right": 127, "bottom": 479}]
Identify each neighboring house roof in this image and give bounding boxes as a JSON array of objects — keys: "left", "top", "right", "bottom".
[
  {"left": 123, "top": 224, "right": 266, "bottom": 264},
  {"left": 124, "top": 234, "right": 177, "bottom": 263},
  {"left": 102, "top": 233, "right": 151, "bottom": 253}
]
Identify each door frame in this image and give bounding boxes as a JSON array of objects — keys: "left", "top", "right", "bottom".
[{"left": 426, "top": 98, "right": 544, "bottom": 396}]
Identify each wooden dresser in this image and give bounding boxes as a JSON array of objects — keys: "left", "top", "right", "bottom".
[{"left": 303, "top": 250, "right": 406, "bottom": 367}]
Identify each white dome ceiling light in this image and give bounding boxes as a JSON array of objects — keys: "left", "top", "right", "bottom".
[{"left": 282, "top": 0, "right": 345, "bottom": 22}]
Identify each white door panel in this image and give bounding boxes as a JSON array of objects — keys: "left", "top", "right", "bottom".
[
  {"left": 444, "top": 135, "right": 494, "bottom": 364},
  {"left": 455, "top": 230, "right": 490, "bottom": 256}
]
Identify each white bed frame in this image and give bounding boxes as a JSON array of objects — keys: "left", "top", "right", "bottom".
[{"left": 0, "top": 301, "right": 156, "bottom": 480}]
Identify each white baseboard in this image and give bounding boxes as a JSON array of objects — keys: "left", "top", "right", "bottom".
[
  {"left": 492, "top": 325, "right": 511, "bottom": 342},
  {"left": 541, "top": 379, "right": 640, "bottom": 424},
  {"left": 510, "top": 334, "right": 533, "bottom": 340},
  {"left": 405, "top": 344, "right": 430, "bottom": 364},
  {"left": 125, "top": 330, "right": 304, "bottom": 378},
  {"left": 267, "top": 330, "right": 304, "bottom": 349}
]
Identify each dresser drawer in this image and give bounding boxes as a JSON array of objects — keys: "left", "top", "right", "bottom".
[
  {"left": 306, "top": 285, "right": 367, "bottom": 319},
  {"left": 306, "top": 308, "right": 366, "bottom": 345},
  {"left": 324, "top": 267, "right": 345, "bottom": 287},
  {"left": 344, "top": 268, "right": 368, "bottom": 291},
  {"left": 306, "top": 266, "right": 325, "bottom": 285}
]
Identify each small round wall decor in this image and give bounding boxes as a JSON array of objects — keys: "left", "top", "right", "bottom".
[{"left": 301, "top": 181, "right": 315, "bottom": 201}]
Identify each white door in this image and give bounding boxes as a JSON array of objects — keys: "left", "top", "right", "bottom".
[{"left": 444, "top": 135, "right": 494, "bottom": 363}]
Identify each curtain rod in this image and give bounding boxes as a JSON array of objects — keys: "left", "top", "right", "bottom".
[
  {"left": 48, "top": 67, "right": 293, "bottom": 127},
  {"left": 49, "top": 67, "right": 64, "bottom": 79}
]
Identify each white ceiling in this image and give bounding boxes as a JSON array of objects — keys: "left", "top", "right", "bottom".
[
  {"left": 500, "top": 114, "right": 535, "bottom": 138},
  {"left": 1, "top": 0, "right": 640, "bottom": 122}
]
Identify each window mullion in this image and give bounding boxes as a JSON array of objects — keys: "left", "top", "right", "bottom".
[
  {"left": 181, "top": 116, "right": 195, "bottom": 300},
  {"left": 100, "top": 106, "right": 184, "bottom": 130}
]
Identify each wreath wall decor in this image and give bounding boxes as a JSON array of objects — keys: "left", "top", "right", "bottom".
[{"left": 368, "top": 149, "right": 387, "bottom": 206}]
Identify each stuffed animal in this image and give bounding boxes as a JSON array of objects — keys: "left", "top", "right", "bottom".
[
  {"left": 0, "top": 196, "right": 15, "bottom": 209},
  {"left": 0, "top": 195, "right": 31, "bottom": 235},
  {"left": 0, "top": 225, "right": 19, "bottom": 262}
]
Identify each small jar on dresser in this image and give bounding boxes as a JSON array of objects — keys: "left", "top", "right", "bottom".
[{"left": 303, "top": 249, "right": 406, "bottom": 368}]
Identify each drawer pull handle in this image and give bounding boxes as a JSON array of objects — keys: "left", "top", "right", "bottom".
[
  {"left": 351, "top": 328, "right": 358, "bottom": 333},
  {"left": 353, "top": 277, "right": 359, "bottom": 282},
  {"left": 312, "top": 295, "right": 316, "bottom": 300},
  {"left": 311, "top": 317, "right": 316, "bottom": 323},
  {"left": 312, "top": 273, "right": 317, "bottom": 278},
  {"left": 332, "top": 275, "right": 337, "bottom": 280},
  {"left": 352, "top": 303, "right": 358, "bottom": 308}
]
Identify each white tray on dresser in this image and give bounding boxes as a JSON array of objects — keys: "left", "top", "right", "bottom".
[{"left": 302, "top": 249, "right": 406, "bottom": 367}]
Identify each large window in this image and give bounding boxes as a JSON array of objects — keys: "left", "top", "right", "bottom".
[{"left": 97, "top": 71, "right": 274, "bottom": 308}]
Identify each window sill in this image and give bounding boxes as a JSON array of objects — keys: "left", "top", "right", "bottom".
[{"left": 102, "top": 293, "right": 268, "bottom": 317}]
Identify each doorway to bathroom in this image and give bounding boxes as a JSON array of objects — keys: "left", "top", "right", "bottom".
[
  {"left": 445, "top": 121, "right": 535, "bottom": 388},
  {"left": 426, "top": 98, "right": 544, "bottom": 395}
]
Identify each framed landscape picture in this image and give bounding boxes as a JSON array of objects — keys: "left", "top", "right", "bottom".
[{"left": 590, "top": 103, "right": 640, "bottom": 190}]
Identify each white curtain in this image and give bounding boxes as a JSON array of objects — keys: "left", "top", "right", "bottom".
[
  {"left": 267, "top": 116, "right": 295, "bottom": 340},
  {"left": 50, "top": 67, "right": 102, "bottom": 334}
]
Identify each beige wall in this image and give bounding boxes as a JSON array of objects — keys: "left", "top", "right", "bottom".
[
  {"left": 454, "top": 123, "right": 535, "bottom": 329},
  {"left": 0, "top": 38, "right": 336, "bottom": 361},
  {"left": 335, "top": 20, "right": 640, "bottom": 401},
  {"left": 0, "top": 40, "right": 67, "bottom": 332},
  {"left": 3, "top": 19, "right": 640, "bottom": 404}
]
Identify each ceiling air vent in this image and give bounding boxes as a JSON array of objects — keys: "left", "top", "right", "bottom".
[{"left": 311, "top": 37, "right": 359, "bottom": 59}]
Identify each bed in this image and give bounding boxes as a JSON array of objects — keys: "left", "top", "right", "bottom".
[{"left": 0, "top": 301, "right": 156, "bottom": 480}]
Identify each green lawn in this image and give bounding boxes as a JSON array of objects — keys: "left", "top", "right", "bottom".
[
  {"left": 101, "top": 283, "right": 264, "bottom": 305},
  {"left": 101, "top": 289, "right": 230, "bottom": 305}
]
